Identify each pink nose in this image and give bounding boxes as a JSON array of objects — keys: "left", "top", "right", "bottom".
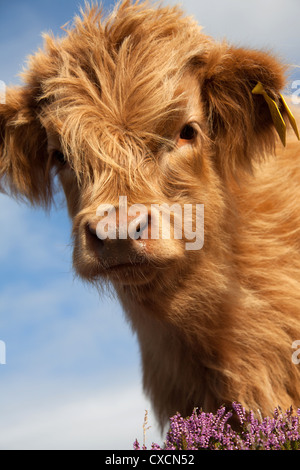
[{"left": 86, "top": 210, "right": 150, "bottom": 267}]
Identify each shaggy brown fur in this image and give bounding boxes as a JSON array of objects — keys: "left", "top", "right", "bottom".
[{"left": 1, "top": 0, "right": 300, "bottom": 427}]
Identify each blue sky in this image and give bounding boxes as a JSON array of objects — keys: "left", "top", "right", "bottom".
[{"left": 0, "top": 0, "right": 299, "bottom": 450}]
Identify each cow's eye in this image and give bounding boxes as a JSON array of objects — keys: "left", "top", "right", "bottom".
[
  {"left": 53, "top": 150, "right": 67, "bottom": 166},
  {"left": 177, "top": 124, "right": 197, "bottom": 147}
]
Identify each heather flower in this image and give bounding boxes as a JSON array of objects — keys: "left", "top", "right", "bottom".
[
  {"left": 134, "top": 403, "right": 300, "bottom": 450},
  {"left": 133, "top": 439, "right": 140, "bottom": 450}
]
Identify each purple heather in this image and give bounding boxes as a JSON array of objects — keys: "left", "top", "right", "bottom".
[{"left": 134, "top": 403, "right": 300, "bottom": 450}]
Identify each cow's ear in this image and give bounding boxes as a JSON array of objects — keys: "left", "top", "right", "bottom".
[
  {"left": 0, "top": 85, "right": 52, "bottom": 205},
  {"left": 201, "top": 45, "right": 288, "bottom": 177}
]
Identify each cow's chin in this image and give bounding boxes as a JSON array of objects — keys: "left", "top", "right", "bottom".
[
  {"left": 75, "top": 258, "right": 157, "bottom": 286},
  {"left": 73, "top": 238, "right": 186, "bottom": 286}
]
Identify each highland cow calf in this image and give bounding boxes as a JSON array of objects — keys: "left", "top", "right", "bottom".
[{"left": 1, "top": 0, "right": 300, "bottom": 427}]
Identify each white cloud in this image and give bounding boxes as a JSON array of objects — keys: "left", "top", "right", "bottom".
[
  {"left": 0, "top": 381, "right": 162, "bottom": 450},
  {"left": 167, "top": 0, "right": 300, "bottom": 69}
]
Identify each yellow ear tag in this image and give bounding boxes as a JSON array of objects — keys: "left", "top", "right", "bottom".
[
  {"left": 252, "top": 81, "right": 286, "bottom": 146},
  {"left": 279, "top": 94, "right": 300, "bottom": 141}
]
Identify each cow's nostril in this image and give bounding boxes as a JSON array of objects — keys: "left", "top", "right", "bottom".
[
  {"left": 86, "top": 209, "right": 151, "bottom": 248},
  {"left": 88, "top": 222, "right": 97, "bottom": 236},
  {"left": 87, "top": 221, "right": 98, "bottom": 237},
  {"left": 86, "top": 221, "right": 105, "bottom": 247},
  {"left": 135, "top": 213, "right": 150, "bottom": 240}
]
